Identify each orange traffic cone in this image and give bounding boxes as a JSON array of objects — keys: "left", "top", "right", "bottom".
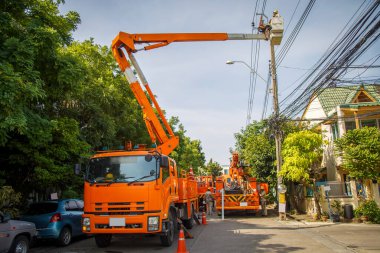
[
  {"left": 202, "top": 211, "right": 207, "bottom": 225},
  {"left": 176, "top": 229, "right": 189, "bottom": 253}
]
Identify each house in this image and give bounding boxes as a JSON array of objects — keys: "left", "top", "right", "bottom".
[{"left": 302, "top": 84, "right": 380, "bottom": 213}]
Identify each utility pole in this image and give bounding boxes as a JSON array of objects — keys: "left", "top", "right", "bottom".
[{"left": 268, "top": 10, "right": 286, "bottom": 220}]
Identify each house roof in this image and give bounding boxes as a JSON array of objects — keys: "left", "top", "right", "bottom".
[{"left": 316, "top": 84, "right": 380, "bottom": 115}]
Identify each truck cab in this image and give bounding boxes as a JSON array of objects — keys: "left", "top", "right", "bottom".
[{"left": 82, "top": 150, "right": 180, "bottom": 247}]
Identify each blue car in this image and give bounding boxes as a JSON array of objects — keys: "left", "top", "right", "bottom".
[{"left": 21, "top": 199, "right": 84, "bottom": 246}]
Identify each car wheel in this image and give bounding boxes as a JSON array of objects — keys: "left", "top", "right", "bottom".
[
  {"left": 58, "top": 227, "right": 72, "bottom": 246},
  {"left": 160, "top": 211, "right": 175, "bottom": 246},
  {"left": 94, "top": 234, "right": 112, "bottom": 248},
  {"left": 9, "top": 235, "right": 29, "bottom": 253}
]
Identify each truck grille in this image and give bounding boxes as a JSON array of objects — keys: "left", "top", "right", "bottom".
[
  {"left": 94, "top": 202, "right": 145, "bottom": 213},
  {"left": 90, "top": 201, "right": 147, "bottom": 215}
]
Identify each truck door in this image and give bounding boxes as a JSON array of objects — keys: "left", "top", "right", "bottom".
[{"left": 169, "top": 160, "right": 178, "bottom": 197}]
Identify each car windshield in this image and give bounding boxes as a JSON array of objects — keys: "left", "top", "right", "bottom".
[
  {"left": 87, "top": 155, "right": 158, "bottom": 183},
  {"left": 25, "top": 202, "right": 58, "bottom": 215}
]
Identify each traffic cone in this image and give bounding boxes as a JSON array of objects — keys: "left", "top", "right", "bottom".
[
  {"left": 202, "top": 211, "right": 207, "bottom": 225},
  {"left": 176, "top": 229, "right": 189, "bottom": 253}
]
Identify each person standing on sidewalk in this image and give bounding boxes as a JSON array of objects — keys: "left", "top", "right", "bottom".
[
  {"left": 205, "top": 188, "right": 214, "bottom": 215},
  {"left": 259, "top": 186, "right": 267, "bottom": 216}
]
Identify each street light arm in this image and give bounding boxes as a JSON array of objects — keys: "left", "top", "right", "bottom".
[{"left": 226, "top": 60, "right": 267, "bottom": 83}]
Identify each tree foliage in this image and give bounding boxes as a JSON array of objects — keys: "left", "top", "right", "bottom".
[
  {"left": 204, "top": 159, "right": 223, "bottom": 179},
  {"left": 169, "top": 117, "right": 206, "bottom": 173},
  {"left": 0, "top": 0, "right": 206, "bottom": 201},
  {"left": 234, "top": 121, "right": 276, "bottom": 184},
  {"left": 280, "top": 130, "right": 323, "bottom": 182},
  {"left": 335, "top": 127, "right": 380, "bottom": 179}
]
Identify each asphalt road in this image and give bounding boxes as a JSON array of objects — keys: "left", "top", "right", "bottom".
[{"left": 29, "top": 213, "right": 380, "bottom": 253}]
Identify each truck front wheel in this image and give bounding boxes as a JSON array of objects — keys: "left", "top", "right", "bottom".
[
  {"left": 94, "top": 234, "right": 112, "bottom": 248},
  {"left": 160, "top": 211, "right": 175, "bottom": 246}
]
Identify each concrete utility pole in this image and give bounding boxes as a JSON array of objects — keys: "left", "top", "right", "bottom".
[
  {"left": 268, "top": 10, "right": 286, "bottom": 220},
  {"left": 227, "top": 10, "right": 285, "bottom": 220}
]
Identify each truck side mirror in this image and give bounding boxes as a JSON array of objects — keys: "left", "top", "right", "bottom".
[
  {"left": 74, "top": 164, "right": 81, "bottom": 175},
  {"left": 160, "top": 156, "right": 169, "bottom": 169}
]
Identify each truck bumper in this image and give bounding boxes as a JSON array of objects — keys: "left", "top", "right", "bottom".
[{"left": 82, "top": 213, "right": 164, "bottom": 234}]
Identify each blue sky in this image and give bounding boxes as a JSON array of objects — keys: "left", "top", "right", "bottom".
[{"left": 59, "top": 0, "right": 378, "bottom": 165}]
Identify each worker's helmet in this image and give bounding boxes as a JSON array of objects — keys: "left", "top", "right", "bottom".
[
  {"left": 260, "top": 185, "right": 265, "bottom": 190},
  {"left": 273, "top": 9, "right": 279, "bottom": 16}
]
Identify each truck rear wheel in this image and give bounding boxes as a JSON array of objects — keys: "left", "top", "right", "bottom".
[
  {"left": 160, "top": 211, "right": 175, "bottom": 246},
  {"left": 94, "top": 234, "right": 112, "bottom": 248}
]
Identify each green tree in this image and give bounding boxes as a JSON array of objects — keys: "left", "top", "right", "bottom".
[
  {"left": 205, "top": 159, "right": 223, "bottom": 179},
  {"left": 0, "top": 0, "right": 88, "bottom": 196},
  {"left": 169, "top": 117, "right": 206, "bottom": 173},
  {"left": 281, "top": 130, "right": 323, "bottom": 217},
  {"left": 0, "top": 0, "right": 149, "bottom": 199},
  {"left": 234, "top": 121, "right": 276, "bottom": 184},
  {"left": 335, "top": 127, "right": 380, "bottom": 179},
  {"left": 335, "top": 127, "right": 380, "bottom": 199}
]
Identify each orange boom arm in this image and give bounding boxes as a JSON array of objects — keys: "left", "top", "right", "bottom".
[{"left": 111, "top": 32, "right": 267, "bottom": 155}]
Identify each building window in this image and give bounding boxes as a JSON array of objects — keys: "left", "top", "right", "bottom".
[
  {"left": 345, "top": 121, "right": 356, "bottom": 132},
  {"left": 360, "top": 119, "right": 377, "bottom": 128},
  {"left": 332, "top": 123, "right": 339, "bottom": 140}
]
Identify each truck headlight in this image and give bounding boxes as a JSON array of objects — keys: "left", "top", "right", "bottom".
[
  {"left": 82, "top": 217, "right": 91, "bottom": 232},
  {"left": 147, "top": 216, "right": 159, "bottom": 231}
]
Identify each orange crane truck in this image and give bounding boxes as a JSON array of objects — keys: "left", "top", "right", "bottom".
[
  {"left": 81, "top": 15, "right": 282, "bottom": 248},
  {"left": 215, "top": 152, "right": 269, "bottom": 215}
]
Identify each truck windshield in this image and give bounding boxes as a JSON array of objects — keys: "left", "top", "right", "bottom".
[{"left": 87, "top": 156, "right": 157, "bottom": 183}]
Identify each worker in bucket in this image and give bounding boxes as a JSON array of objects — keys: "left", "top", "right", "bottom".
[
  {"left": 259, "top": 185, "right": 267, "bottom": 216},
  {"left": 205, "top": 187, "right": 214, "bottom": 215}
]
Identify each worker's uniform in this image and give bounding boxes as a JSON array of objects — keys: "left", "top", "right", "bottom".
[
  {"left": 205, "top": 190, "right": 213, "bottom": 215},
  {"left": 259, "top": 189, "right": 267, "bottom": 216}
]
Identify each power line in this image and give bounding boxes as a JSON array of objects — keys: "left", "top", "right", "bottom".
[
  {"left": 275, "top": 0, "right": 316, "bottom": 67},
  {"left": 280, "top": 1, "right": 380, "bottom": 118}
]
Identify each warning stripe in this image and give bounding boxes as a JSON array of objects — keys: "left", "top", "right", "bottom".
[{"left": 223, "top": 195, "right": 258, "bottom": 203}]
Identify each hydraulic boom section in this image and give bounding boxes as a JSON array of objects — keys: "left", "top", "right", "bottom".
[
  {"left": 110, "top": 13, "right": 283, "bottom": 156},
  {"left": 111, "top": 33, "right": 268, "bottom": 155}
]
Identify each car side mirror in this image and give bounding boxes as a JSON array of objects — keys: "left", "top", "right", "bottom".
[{"left": 160, "top": 156, "right": 169, "bottom": 169}]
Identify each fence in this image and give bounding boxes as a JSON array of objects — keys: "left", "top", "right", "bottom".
[
  {"left": 305, "top": 181, "right": 353, "bottom": 198},
  {"left": 325, "top": 181, "right": 352, "bottom": 198}
]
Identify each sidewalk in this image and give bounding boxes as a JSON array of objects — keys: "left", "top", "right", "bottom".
[{"left": 194, "top": 210, "right": 380, "bottom": 253}]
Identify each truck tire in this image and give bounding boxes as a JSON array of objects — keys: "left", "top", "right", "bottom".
[
  {"left": 94, "top": 234, "right": 112, "bottom": 248},
  {"left": 57, "top": 227, "right": 72, "bottom": 246},
  {"left": 160, "top": 211, "right": 175, "bottom": 246},
  {"left": 9, "top": 235, "right": 29, "bottom": 253}
]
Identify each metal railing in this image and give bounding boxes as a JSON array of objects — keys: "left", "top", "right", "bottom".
[{"left": 325, "top": 181, "right": 352, "bottom": 198}]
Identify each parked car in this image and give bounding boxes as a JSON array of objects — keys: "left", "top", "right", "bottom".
[
  {"left": 21, "top": 199, "right": 84, "bottom": 246},
  {"left": 0, "top": 211, "right": 36, "bottom": 253}
]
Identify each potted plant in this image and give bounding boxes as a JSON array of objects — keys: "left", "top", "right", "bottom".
[
  {"left": 355, "top": 200, "right": 380, "bottom": 223},
  {"left": 330, "top": 200, "right": 342, "bottom": 222},
  {"left": 321, "top": 211, "right": 329, "bottom": 222}
]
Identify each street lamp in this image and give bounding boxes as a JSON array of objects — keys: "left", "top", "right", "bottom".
[{"left": 225, "top": 60, "right": 267, "bottom": 83}]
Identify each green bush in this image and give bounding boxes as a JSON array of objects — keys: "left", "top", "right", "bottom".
[
  {"left": 354, "top": 200, "right": 380, "bottom": 223},
  {"left": 62, "top": 187, "right": 80, "bottom": 199},
  {"left": 0, "top": 186, "right": 22, "bottom": 218}
]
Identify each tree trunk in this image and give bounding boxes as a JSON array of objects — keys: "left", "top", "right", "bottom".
[
  {"left": 363, "top": 179, "right": 373, "bottom": 200},
  {"left": 312, "top": 180, "right": 322, "bottom": 219},
  {"left": 288, "top": 182, "right": 302, "bottom": 214}
]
